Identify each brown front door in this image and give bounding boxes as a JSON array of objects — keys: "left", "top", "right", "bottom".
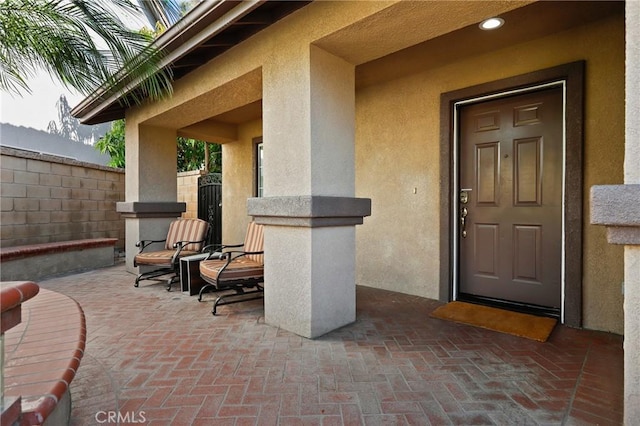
[{"left": 458, "top": 87, "right": 563, "bottom": 309}]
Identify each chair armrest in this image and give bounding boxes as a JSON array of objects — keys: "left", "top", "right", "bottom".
[
  {"left": 219, "top": 250, "right": 264, "bottom": 262},
  {"left": 172, "top": 239, "right": 207, "bottom": 250},
  {"left": 214, "top": 250, "right": 264, "bottom": 281},
  {"left": 202, "top": 243, "right": 244, "bottom": 253},
  {"left": 169, "top": 239, "right": 207, "bottom": 264},
  {"left": 204, "top": 251, "right": 225, "bottom": 261},
  {"left": 136, "top": 239, "right": 167, "bottom": 252}
]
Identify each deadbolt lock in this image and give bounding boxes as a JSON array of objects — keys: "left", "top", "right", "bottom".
[{"left": 460, "top": 191, "right": 469, "bottom": 204}]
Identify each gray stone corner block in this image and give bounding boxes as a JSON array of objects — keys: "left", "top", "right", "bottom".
[
  {"left": 607, "top": 227, "right": 640, "bottom": 245},
  {"left": 247, "top": 196, "right": 371, "bottom": 228},
  {"left": 590, "top": 184, "right": 640, "bottom": 244},
  {"left": 116, "top": 201, "right": 186, "bottom": 218}
]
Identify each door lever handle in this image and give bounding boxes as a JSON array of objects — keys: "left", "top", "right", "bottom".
[{"left": 460, "top": 207, "right": 468, "bottom": 238}]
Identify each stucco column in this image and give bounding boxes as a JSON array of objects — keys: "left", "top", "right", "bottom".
[
  {"left": 116, "top": 124, "right": 184, "bottom": 273},
  {"left": 623, "top": 2, "right": 640, "bottom": 421},
  {"left": 591, "top": 2, "right": 640, "bottom": 422},
  {"left": 251, "top": 45, "right": 370, "bottom": 338}
]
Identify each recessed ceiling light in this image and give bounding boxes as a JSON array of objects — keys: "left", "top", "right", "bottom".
[{"left": 479, "top": 17, "right": 504, "bottom": 30}]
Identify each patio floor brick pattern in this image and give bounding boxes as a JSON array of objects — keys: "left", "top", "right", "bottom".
[{"left": 37, "top": 264, "right": 623, "bottom": 425}]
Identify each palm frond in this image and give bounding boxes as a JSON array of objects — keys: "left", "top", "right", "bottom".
[{"left": 0, "top": 0, "right": 174, "bottom": 104}]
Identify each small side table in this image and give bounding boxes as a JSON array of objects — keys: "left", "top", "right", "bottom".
[{"left": 180, "top": 253, "right": 217, "bottom": 296}]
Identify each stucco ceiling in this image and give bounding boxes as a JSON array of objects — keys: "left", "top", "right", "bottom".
[
  {"left": 199, "top": 0, "right": 623, "bottom": 130},
  {"left": 314, "top": 0, "right": 537, "bottom": 66},
  {"left": 78, "top": 0, "right": 623, "bottom": 142},
  {"left": 355, "top": 1, "right": 624, "bottom": 89}
]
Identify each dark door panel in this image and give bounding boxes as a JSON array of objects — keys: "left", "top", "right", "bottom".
[{"left": 459, "top": 87, "right": 563, "bottom": 309}]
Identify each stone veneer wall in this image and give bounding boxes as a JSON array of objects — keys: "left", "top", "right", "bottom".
[{"left": 0, "top": 147, "right": 125, "bottom": 250}]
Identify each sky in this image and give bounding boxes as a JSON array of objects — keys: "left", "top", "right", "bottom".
[{"left": 0, "top": 73, "right": 84, "bottom": 132}]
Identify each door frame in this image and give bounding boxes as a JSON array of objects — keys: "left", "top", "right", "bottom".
[{"left": 439, "top": 61, "right": 584, "bottom": 327}]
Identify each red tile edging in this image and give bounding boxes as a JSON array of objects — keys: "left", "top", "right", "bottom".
[
  {"left": 0, "top": 281, "right": 40, "bottom": 334},
  {"left": 0, "top": 238, "right": 117, "bottom": 262},
  {"left": 3, "top": 287, "right": 87, "bottom": 425}
]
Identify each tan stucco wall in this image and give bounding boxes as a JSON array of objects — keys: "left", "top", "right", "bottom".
[
  {"left": 121, "top": 1, "right": 624, "bottom": 334},
  {"left": 222, "top": 119, "right": 262, "bottom": 244},
  {"left": 355, "top": 13, "right": 625, "bottom": 333}
]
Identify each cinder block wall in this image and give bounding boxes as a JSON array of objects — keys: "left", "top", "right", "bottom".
[
  {"left": 0, "top": 147, "right": 125, "bottom": 249},
  {"left": 177, "top": 170, "right": 203, "bottom": 220}
]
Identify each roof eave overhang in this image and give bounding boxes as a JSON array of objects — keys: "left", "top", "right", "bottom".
[{"left": 71, "top": 0, "right": 269, "bottom": 125}]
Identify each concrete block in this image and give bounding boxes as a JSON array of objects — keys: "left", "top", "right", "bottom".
[
  {"left": 62, "top": 199, "right": 82, "bottom": 211},
  {"left": 39, "top": 174, "right": 62, "bottom": 187},
  {"left": 26, "top": 211, "right": 50, "bottom": 224},
  {"left": 51, "top": 211, "right": 72, "bottom": 223},
  {"left": 1, "top": 198, "right": 14, "bottom": 212},
  {"left": 90, "top": 211, "right": 106, "bottom": 221},
  {"left": 105, "top": 211, "right": 121, "bottom": 221},
  {"left": 1, "top": 183, "right": 26, "bottom": 198},
  {"left": 72, "top": 167, "right": 105, "bottom": 180},
  {"left": 26, "top": 185, "right": 50, "bottom": 198},
  {"left": 105, "top": 172, "right": 123, "bottom": 182},
  {"left": 97, "top": 180, "right": 118, "bottom": 191},
  {"left": 79, "top": 178, "right": 97, "bottom": 190},
  {"left": 71, "top": 188, "right": 90, "bottom": 200},
  {"left": 53, "top": 223, "right": 74, "bottom": 234},
  {"left": 98, "top": 200, "right": 116, "bottom": 210},
  {"left": 0, "top": 225, "right": 14, "bottom": 239},
  {"left": 50, "top": 187, "right": 71, "bottom": 199},
  {"left": 14, "top": 199, "right": 40, "bottom": 211},
  {"left": 70, "top": 211, "right": 89, "bottom": 222},
  {"left": 89, "top": 190, "right": 106, "bottom": 201},
  {"left": 26, "top": 159, "right": 50, "bottom": 174},
  {"left": 81, "top": 221, "right": 99, "bottom": 233},
  {"left": 61, "top": 176, "right": 81, "bottom": 188},
  {"left": 40, "top": 199, "right": 62, "bottom": 211},
  {"left": 106, "top": 191, "right": 123, "bottom": 201},
  {"left": 1, "top": 168, "right": 14, "bottom": 183},
  {"left": 13, "top": 171, "right": 39, "bottom": 185},
  {"left": 1, "top": 155, "right": 27, "bottom": 171},
  {"left": 81, "top": 200, "right": 97, "bottom": 211},
  {"left": 8, "top": 225, "right": 28, "bottom": 238},
  {"left": 27, "top": 185, "right": 51, "bottom": 199},
  {"left": 27, "top": 223, "right": 56, "bottom": 237},
  {"left": 50, "top": 163, "right": 71, "bottom": 176}
]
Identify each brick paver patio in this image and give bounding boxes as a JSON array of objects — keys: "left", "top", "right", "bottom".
[{"left": 38, "top": 264, "right": 623, "bottom": 425}]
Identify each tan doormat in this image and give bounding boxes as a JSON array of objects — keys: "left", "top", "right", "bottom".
[{"left": 430, "top": 301, "right": 557, "bottom": 342}]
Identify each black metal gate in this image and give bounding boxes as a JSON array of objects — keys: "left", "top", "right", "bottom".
[{"left": 198, "top": 173, "right": 222, "bottom": 246}]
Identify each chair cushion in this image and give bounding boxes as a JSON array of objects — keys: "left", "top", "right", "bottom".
[
  {"left": 165, "top": 219, "right": 209, "bottom": 251},
  {"left": 135, "top": 250, "right": 199, "bottom": 266},
  {"left": 200, "top": 257, "right": 264, "bottom": 282},
  {"left": 243, "top": 222, "right": 264, "bottom": 264}
]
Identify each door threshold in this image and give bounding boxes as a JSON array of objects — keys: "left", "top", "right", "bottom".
[{"left": 457, "top": 293, "right": 560, "bottom": 319}]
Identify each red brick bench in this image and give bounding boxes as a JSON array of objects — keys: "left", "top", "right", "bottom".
[
  {"left": 1, "top": 281, "right": 86, "bottom": 425},
  {"left": 0, "top": 238, "right": 117, "bottom": 281}
]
